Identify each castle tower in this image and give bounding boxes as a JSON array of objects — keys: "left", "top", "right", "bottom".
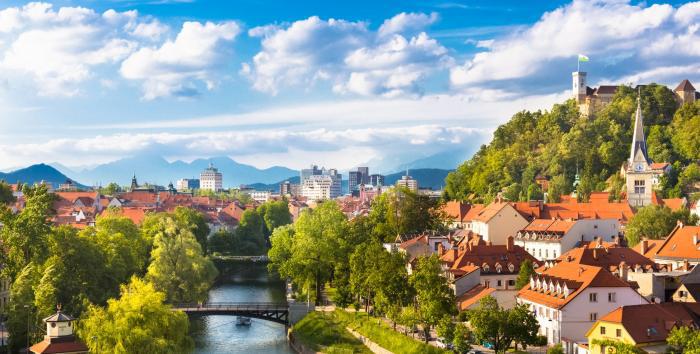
[
  {"left": 572, "top": 71, "right": 587, "bottom": 103},
  {"left": 130, "top": 173, "right": 138, "bottom": 192},
  {"left": 674, "top": 79, "right": 696, "bottom": 105},
  {"left": 29, "top": 308, "right": 88, "bottom": 354},
  {"left": 626, "top": 95, "right": 654, "bottom": 207}
]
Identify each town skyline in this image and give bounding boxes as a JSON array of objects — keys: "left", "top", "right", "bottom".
[{"left": 1, "top": 0, "right": 699, "bottom": 171}]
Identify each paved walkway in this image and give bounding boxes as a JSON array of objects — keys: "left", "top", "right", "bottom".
[{"left": 346, "top": 327, "right": 393, "bottom": 354}]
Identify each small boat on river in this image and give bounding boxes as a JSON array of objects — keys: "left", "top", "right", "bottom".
[{"left": 236, "top": 316, "right": 252, "bottom": 326}]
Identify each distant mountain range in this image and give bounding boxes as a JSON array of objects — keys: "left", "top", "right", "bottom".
[
  {"left": 0, "top": 163, "right": 82, "bottom": 188},
  {"left": 50, "top": 155, "right": 298, "bottom": 188},
  {"left": 2, "top": 155, "right": 456, "bottom": 192}
]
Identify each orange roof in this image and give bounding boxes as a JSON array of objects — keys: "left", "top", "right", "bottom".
[
  {"left": 557, "top": 244, "right": 658, "bottom": 272},
  {"left": 650, "top": 162, "right": 670, "bottom": 170},
  {"left": 472, "top": 202, "right": 511, "bottom": 222},
  {"left": 597, "top": 303, "right": 700, "bottom": 344},
  {"left": 654, "top": 224, "right": 700, "bottom": 261},
  {"left": 29, "top": 338, "right": 88, "bottom": 354},
  {"left": 442, "top": 201, "right": 485, "bottom": 223},
  {"left": 518, "top": 263, "right": 637, "bottom": 309},
  {"left": 457, "top": 285, "right": 496, "bottom": 311},
  {"left": 446, "top": 238, "right": 540, "bottom": 275},
  {"left": 101, "top": 207, "right": 152, "bottom": 225},
  {"left": 631, "top": 239, "right": 665, "bottom": 259},
  {"left": 512, "top": 200, "right": 635, "bottom": 223}
]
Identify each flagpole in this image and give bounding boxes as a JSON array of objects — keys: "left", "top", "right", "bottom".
[{"left": 577, "top": 56, "right": 580, "bottom": 72}]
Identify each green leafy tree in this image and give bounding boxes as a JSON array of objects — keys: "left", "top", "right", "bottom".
[
  {"left": 509, "top": 303, "right": 540, "bottom": 350},
  {"left": 7, "top": 263, "right": 41, "bottom": 352},
  {"left": 0, "top": 181, "right": 16, "bottom": 204},
  {"left": 369, "top": 187, "right": 446, "bottom": 242},
  {"left": 409, "top": 255, "right": 456, "bottom": 342},
  {"left": 670, "top": 101, "right": 700, "bottom": 161},
  {"left": 174, "top": 206, "right": 211, "bottom": 255},
  {"left": 547, "top": 344, "right": 564, "bottom": 354},
  {"left": 98, "top": 182, "right": 122, "bottom": 196},
  {"left": 78, "top": 277, "right": 194, "bottom": 354},
  {"left": 625, "top": 205, "right": 677, "bottom": 246},
  {"left": 667, "top": 325, "right": 700, "bottom": 354},
  {"left": 515, "top": 259, "right": 535, "bottom": 290},
  {"left": 208, "top": 229, "right": 235, "bottom": 254},
  {"left": 677, "top": 164, "right": 700, "bottom": 195},
  {"left": 145, "top": 216, "right": 217, "bottom": 303},
  {"left": 234, "top": 209, "right": 267, "bottom": 255},
  {"left": 268, "top": 202, "right": 347, "bottom": 304},
  {"left": 257, "top": 200, "right": 292, "bottom": 237},
  {"left": 469, "top": 296, "right": 539, "bottom": 353},
  {"left": 453, "top": 323, "right": 473, "bottom": 353},
  {"left": 526, "top": 183, "right": 543, "bottom": 201},
  {"left": 0, "top": 184, "right": 55, "bottom": 280},
  {"left": 435, "top": 316, "right": 456, "bottom": 344}
]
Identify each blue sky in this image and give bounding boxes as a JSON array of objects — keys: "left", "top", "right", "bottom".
[{"left": 0, "top": 0, "right": 698, "bottom": 172}]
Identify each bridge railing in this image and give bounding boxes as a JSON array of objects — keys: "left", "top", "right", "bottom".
[{"left": 172, "top": 302, "right": 289, "bottom": 311}]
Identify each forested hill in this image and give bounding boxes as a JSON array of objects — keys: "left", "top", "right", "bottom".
[{"left": 444, "top": 84, "right": 700, "bottom": 203}]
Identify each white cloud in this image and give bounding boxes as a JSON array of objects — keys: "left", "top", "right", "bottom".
[
  {"left": 242, "top": 13, "right": 450, "bottom": 97},
  {"left": 450, "top": 0, "right": 699, "bottom": 90},
  {"left": 0, "top": 3, "right": 141, "bottom": 96},
  {"left": 120, "top": 21, "right": 240, "bottom": 100},
  {"left": 130, "top": 19, "right": 169, "bottom": 40}
]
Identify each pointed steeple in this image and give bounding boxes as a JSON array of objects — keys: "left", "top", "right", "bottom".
[{"left": 629, "top": 92, "right": 650, "bottom": 166}]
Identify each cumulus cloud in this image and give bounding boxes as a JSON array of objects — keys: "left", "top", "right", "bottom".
[
  {"left": 450, "top": 0, "right": 700, "bottom": 92},
  {"left": 120, "top": 21, "right": 240, "bottom": 100},
  {"left": 242, "top": 13, "right": 451, "bottom": 97},
  {"left": 0, "top": 2, "right": 140, "bottom": 96}
]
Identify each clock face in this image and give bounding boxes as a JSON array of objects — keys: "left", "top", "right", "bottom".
[{"left": 635, "top": 163, "right": 643, "bottom": 171}]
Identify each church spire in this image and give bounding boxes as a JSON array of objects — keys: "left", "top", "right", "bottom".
[{"left": 629, "top": 92, "right": 650, "bottom": 165}]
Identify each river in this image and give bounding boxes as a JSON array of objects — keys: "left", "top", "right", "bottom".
[{"left": 189, "top": 261, "right": 295, "bottom": 354}]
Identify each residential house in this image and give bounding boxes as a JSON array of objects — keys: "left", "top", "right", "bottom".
[
  {"left": 442, "top": 201, "right": 483, "bottom": 230},
  {"left": 516, "top": 262, "right": 648, "bottom": 351},
  {"left": 470, "top": 201, "right": 529, "bottom": 245},
  {"left": 515, "top": 218, "right": 621, "bottom": 261},
  {"left": 647, "top": 223, "right": 700, "bottom": 270},
  {"left": 672, "top": 265, "right": 700, "bottom": 303},
  {"left": 585, "top": 302, "right": 700, "bottom": 354}
]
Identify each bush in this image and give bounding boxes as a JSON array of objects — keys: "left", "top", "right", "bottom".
[{"left": 547, "top": 344, "right": 564, "bottom": 354}]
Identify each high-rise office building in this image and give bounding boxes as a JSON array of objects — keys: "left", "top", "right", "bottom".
[
  {"left": 300, "top": 167, "right": 342, "bottom": 200},
  {"left": 200, "top": 163, "right": 223, "bottom": 192},
  {"left": 357, "top": 167, "right": 369, "bottom": 184},
  {"left": 369, "top": 174, "right": 385, "bottom": 187},
  {"left": 348, "top": 167, "right": 370, "bottom": 192},
  {"left": 396, "top": 174, "right": 418, "bottom": 192}
]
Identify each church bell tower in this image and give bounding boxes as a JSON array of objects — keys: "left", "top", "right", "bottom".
[{"left": 626, "top": 94, "right": 654, "bottom": 207}]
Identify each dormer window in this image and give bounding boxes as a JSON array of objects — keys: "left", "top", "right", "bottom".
[
  {"left": 495, "top": 264, "right": 502, "bottom": 273},
  {"left": 530, "top": 277, "right": 536, "bottom": 289},
  {"left": 508, "top": 263, "right": 515, "bottom": 272},
  {"left": 482, "top": 264, "right": 490, "bottom": 273}
]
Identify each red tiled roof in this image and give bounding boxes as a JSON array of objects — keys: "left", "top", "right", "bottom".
[
  {"left": 675, "top": 79, "right": 696, "bottom": 92},
  {"left": 598, "top": 302, "right": 700, "bottom": 344},
  {"left": 631, "top": 239, "right": 665, "bottom": 259},
  {"left": 557, "top": 244, "right": 657, "bottom": 272},
  {"left": 518, "top": 263, "right": 637, "bottom": 309},
  {"left": 655, "top": 225, "right": 700, "bottom": 261},
  {"left": 30, "top": 339, "right": 88, "bottom": 354},
  {"left": 445, "top": 237, "right": 541, "bottom": 275},
  {"left": 457, "top": 284, "right": 496, "bottom": 311}
]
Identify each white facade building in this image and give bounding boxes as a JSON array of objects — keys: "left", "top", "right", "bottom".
[
  {"left": 301, "top": 174, "right": 341, "bottom": 200},
  {"left": 396, "top": 174, "right": 418, "bottom": 192},
  {"left": 250, "top": 190, "right": 272, "bottom": 203},
  {"left": 200, "top": 163, "right": 223, "bottom": 192},
  {"left": 470, "top": 202, "right": 529, "bottom": 245},
  {"left": 514, "top": 219, "right": 621, "bottom": 261},
  {"left": 517, "top": 262, "right": 647, "bottom": 353}
]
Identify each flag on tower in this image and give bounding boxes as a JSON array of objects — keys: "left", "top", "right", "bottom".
[{"left": 578, "top": 54, "right": 589, "bottom": 62}]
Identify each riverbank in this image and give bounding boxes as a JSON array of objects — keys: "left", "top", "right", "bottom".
[{"left": 290, "top": 310, "right": 449, "bottom": 354}]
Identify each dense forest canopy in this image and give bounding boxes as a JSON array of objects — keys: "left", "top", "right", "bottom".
[{"left": 445, "top": 84, "right": 700, "bottom": 203}]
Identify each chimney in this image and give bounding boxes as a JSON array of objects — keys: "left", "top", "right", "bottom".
[
  {"left": 619, "top": 261, "right": 628, "bottom": 280},
  {"left": 487, "top": 240, "right": 493, "bottom": 246},
  {"left": 683, "top": 259, "right": 690, "bottom": 270},
  {"left": 437, "top": 242, "right": 445, "bottom": 256},
  {"left": 641, "top": 239, "right": 648, "bottom": 255},
  {"left": 506, "top": 236, "right": 514, "bottom": 251},
  {"left": 678, "top": 220, "right": 684, "bottom": 228},
  {"left": 593, "top": 248, "right": 598, "bottom": 260},
  {"left": 694, "top": 234, "right": 698, "bottom": 245}
]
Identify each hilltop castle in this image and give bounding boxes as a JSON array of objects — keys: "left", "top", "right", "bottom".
[{"left": 572, "top": 71, "right": 698, "bottom": 116}]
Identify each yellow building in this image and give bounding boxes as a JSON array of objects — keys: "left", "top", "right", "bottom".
[{"left": 586, "top": 303, "right": 700, "bottom": 354}]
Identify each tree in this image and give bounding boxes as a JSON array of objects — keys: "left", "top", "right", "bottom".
[
  {"left": 174, "top": 207, "right": 210, "bottom": 255},
  {"left": 257, "top": 200, "right": 292, "bottom": 237},
  {"left": 368, "top": 188, "right": 446, "bottom": 242},
  {"left": 6, "top": 263, "right": 41, "bottom": 352},
  {"left": 146, "top": 216, "right": 217, "bottom": 303},
  {"left": 469, "top": 296, "right": 539, "bottom": 353},
  {"left": 0, "top": 184, "right": 55, "bottom": 279},
  {"left": 670, "top": 101, "right": 700, "bottom": 161},
  {"left": 667, "top": 325, "right": 700, "bottom": 354},
  {"left": 267, "top": 202, "right": 347, "bottom": 304},
  {"left": 625, "top": 205, "right": 677, "bottom": 246},
  {"left": 98, "top": 182, "right": 122, "bottom": 196},
  {"left": 80, "top": 214, "right": 149, "bottom": 298},
  {"left": 0, "top": 181, "right": 16, "bottom": 204},
  {"left": 515, "top": 259, "right": 535, "bottom": 290},
  {"left": 234, "top": 209, "right": 267, "bottom": 255},
  {"left": 452, "top": 323, "right": 473, "bottom": 354},
  {"left": 409, "top": 255, "right": 456, "bottom": 342},
  {"left": 436, "top": 316, "right": 456, "bottom": 344},
  {"left": 526, "top": 183, "right": 543, "bottom": 201},
  {"left": 547, "top": 344, "right": 564, "bottom": 354},
  {"left": 78, "top": 277, "right": 194, "bottom": 354}
]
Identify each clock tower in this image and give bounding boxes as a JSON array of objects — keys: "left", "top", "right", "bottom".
[{"left": 626, "top": 95, "right": 654, "bottom": 207}]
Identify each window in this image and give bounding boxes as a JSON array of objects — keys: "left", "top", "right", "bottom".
[
  {"left": 634, "top": 180, "right": 645, "bottom": 194},
  {"left": 434, "top": 243, "right": 440, "bottom": 251},
  {"left": 616, "top": 329, "right": 622, "bottom": 337},
  {"left": 608, "top": 292, "right": 617, "bottom": 303},
  {"left": 545, "top": 249, "right": 549, "bottom": 258},
  {"left": 553, "top": 251, "right": 557, "bottom": 258},
  {"left": 497, "top": 280, "right": 502, "bottom": 287},
  {"left": 600, "top": 326, "right": 606, "bottom": 335},
  {"left": 679, "top": 291, "right": 687, "bottom": 298},
  {"left": 508, "top": 280, "right": 516, "bottom": 286},
  {"left": 590, "top": 313, "right": 598, "bottom": 321},
  {"left": 590, "top": 293, "right": 598, "bottom": 302}
]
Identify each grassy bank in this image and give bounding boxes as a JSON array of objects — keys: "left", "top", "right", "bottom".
[
  {"left": 337, "top": 310, "right": 449, "bottom": 354},
  {"left": 292, "top": 311, "right": 372, "bottom": 353},
  {"left": 292, "top": 310, "right": 449, "bottom": 354}
]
